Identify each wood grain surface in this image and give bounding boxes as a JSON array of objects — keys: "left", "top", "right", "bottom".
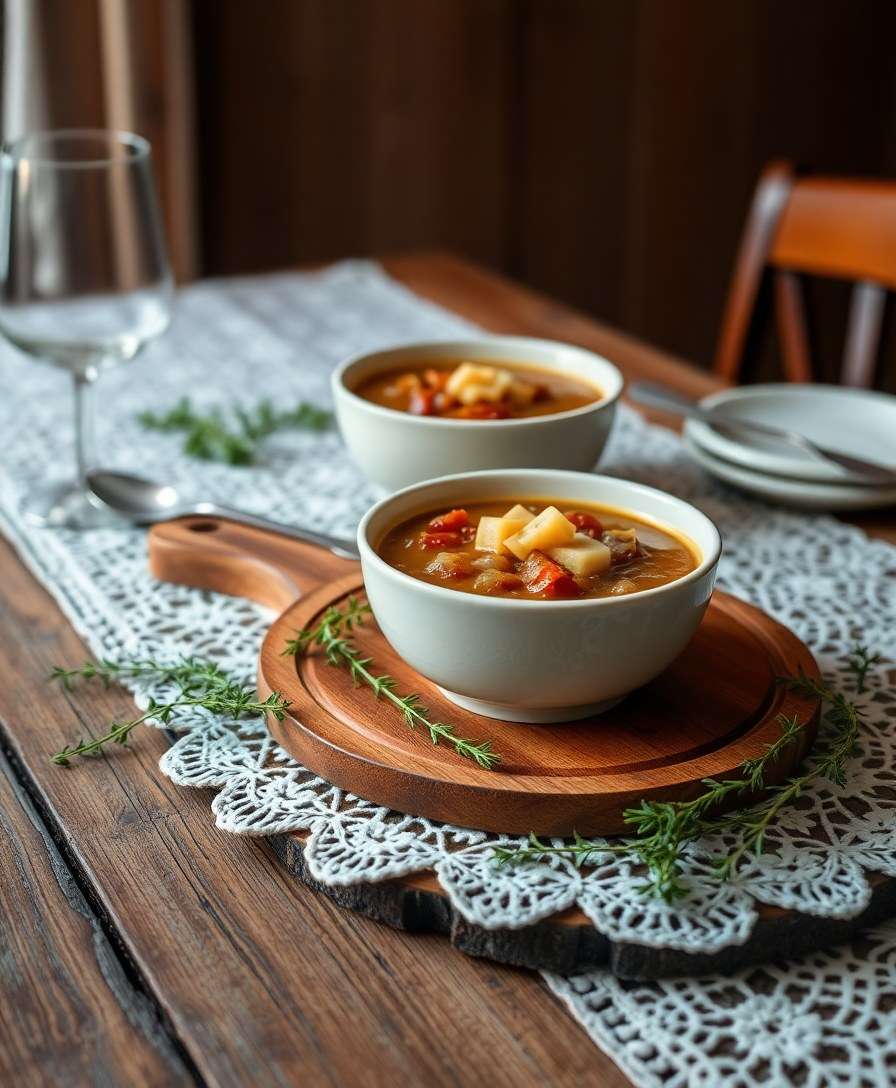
[
  {"left": 2, "top": 253, "right": 894, "bottom": 1086},
  {"left": 0, "top": 748, "right": 191, "bottom": 1086},
  {"left": 0, "top": 532, "right": 615, "bottom": 1088}
]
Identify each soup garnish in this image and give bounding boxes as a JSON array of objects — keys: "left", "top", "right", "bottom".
[
  {"left": 378, "top": 501, "right": 698, "bottom": 600},
  {"left": 355, "top": 360, "right": 600, "bottom": 420}
]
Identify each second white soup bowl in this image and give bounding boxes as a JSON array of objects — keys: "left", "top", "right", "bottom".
[
  {"left": 333, "top": 337, "right": 623, "bottom": 491},
  {"left": 358, "top": 469, "right": 722, "bottom": 723}
]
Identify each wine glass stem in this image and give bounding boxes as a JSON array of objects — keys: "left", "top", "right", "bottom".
[{"left": 72, "top": 374, "right": 94, "bottom": 490}]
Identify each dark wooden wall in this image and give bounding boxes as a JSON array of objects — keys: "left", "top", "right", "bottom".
[{"left": 191, "top": 0, "right": 896, "bottom": 387}]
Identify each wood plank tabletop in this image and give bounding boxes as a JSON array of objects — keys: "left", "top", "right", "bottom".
[{"left": 1, "top": 252, "right": 892, "bottom": 1088}]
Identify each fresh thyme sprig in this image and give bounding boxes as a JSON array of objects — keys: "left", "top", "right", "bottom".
[
  {"left": 493, "top": 726, "right": 800, "bottom": 903},
  {"left": 494, "top": 647, "right": 875, "bottom": 901},
  {"left": 138, "top": 396, "right": 332, "bottom": 465},
  {"left": 51, "top": 656, "right": 230, "bottom": 691},
  {"left": 50, "top": 657, "right": 289, "bottom": 765},
  {"left": 847, "top": 644, "right": 880, "bottom": 694},
  {"left": 709, "top": 668, "right": 863, "bottom": 882},
  {"left": 284, "top": 599, "right": 501, "bottom": 770},
  {"left": 282, "top": 595, "right": 372, "bottom": 656}
]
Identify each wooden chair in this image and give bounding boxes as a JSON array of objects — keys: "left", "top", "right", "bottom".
[{"left": 714, "top": 161, "right": 896, "bottom": 387}]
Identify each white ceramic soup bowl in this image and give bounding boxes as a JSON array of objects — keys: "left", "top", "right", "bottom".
[
  {"left": 333, "top": 337, "right": 623, "bottom": 491},
  {"left": 358, "top": 469, "right": 722, "bottom": 723}
]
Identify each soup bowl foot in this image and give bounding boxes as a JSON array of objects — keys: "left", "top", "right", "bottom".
[{"left": 436, "top": 687, "right": 626, "bottom": 724}]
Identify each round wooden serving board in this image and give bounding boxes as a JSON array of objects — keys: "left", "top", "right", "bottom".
[
  {"left": 261, "top": 582, "right": 820, "bottom": 835},
  {"left": 150, "top": 515, "right": 820, "bottom": 836},
  {"left": 147, "top": 516, "right": 896, "bottom": 978}
]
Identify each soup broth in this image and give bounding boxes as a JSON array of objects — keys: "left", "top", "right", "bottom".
[
  {"left": 355, "top": 360, "right": 600, "bottom": 420},
  {"left": 377, "top": 499, "right": 698, "bottom": 600}
]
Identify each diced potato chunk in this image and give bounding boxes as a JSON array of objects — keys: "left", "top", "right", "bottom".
[
  {"left": 504, "top": 505, "right": 576, "bottom": 560},
  {"left": 474, "top": 514, "right": 529, "bottom": 554},
  {"left": 547, "top": 533, "right": 612, "bottom": 577},
  {"left": 507, "top": 379, "right": 537, "bottom": 407},
  {"left": 502, "top": 503, "right": 535, "bottom": 525},
  {"left": 445, "top": 362, "right": 513, "bottom": 405}
]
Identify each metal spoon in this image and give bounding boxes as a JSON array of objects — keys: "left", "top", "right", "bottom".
[
  {"left": 628, "top": 382, "right": 896, "bottom": 485},
  {"left": 87, "top": 470, "right": 361, "bottom": 560}
]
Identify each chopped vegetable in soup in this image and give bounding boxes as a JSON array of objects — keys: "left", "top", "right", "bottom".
[
  {"left": 355, "top": 360, "right": 600, "bottom": 419},
  {"left": 377, "top": 501, "right": 698, "bottom": 600}
]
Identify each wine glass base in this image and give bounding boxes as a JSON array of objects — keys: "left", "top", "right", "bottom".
[{"left": 21, "top": 481, "right": 129, "bottom": 530}]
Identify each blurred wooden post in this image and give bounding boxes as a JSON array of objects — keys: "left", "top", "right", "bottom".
[
  {"left": 1, "top": 0, "right": 199, "bottom": 282},
  {"left": 98, "top": 0, "right": 199, "bottom": 281}
]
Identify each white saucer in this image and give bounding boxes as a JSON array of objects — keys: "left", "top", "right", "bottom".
[
  {"left": 684, "top": 433, "right": 896, "bottom": 511},
  {"left": 685, "top": 384, "right": 896, "bottom": 484}
]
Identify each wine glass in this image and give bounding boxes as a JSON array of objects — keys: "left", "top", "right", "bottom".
[{"left": 0, "top": 129, "right": 173, "bottom": 528}]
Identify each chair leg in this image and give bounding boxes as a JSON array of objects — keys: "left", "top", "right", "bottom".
[
  {"left": 713, "top": 162, "right": 794, "bottom": 382},
  {"left": 774, "top": 271, "right": 812, "bottom": 383},
  {"left": 841, "top": 281, "right": 885, "bottom": 388}
]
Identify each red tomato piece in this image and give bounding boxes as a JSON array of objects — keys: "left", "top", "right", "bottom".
[
  {"left": 427, "top": 508, "right": 469, "bottom": 532},
  {"left": 419, "top": 530, "right": 462, "bottom": 550},
  {"left": 565, "top": 510, "right": 604, "bottom": 538},
  {"left": 519, "top": 551, "right": 581, "bottom": 597}
]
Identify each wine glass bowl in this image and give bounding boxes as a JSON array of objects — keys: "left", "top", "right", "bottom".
[{"left": 0, "top": 129, "right": 173, "bottom": 527}]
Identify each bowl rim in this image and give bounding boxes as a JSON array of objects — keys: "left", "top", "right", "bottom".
[
  {"left": 358, "top": 469, "right": 722, "bottom": 610},
  {"left": 332, "top": 336, "right": 624, "bottom": 429}
]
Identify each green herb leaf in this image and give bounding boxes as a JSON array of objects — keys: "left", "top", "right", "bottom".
[
  {"left": 50, "top": 657, "right": 290, "bottom": 765},
  {"left": 491, "top": 644, "right": 875, "bottom": 902},
  {"left": 847, "top": 644, "right": 880, "bottom": 694},
  {"left": 284, "top": 598, "right": 501, "bottom": 771},
  {"left": 138, "top": 396, "right": 332, "bottom": 465}
]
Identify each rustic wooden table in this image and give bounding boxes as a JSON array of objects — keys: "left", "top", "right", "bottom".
[{"left": 2, "top": 253, "right": 893, "bottom": 1088}]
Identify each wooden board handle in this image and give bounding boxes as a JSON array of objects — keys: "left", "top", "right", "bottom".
[{"left": 148, "top": 517, "right": 360, "bottom": 613}]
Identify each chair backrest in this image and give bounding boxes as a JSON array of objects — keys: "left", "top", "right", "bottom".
[{"left": 714, "top": 161, "right": 896, "bottom": 387}]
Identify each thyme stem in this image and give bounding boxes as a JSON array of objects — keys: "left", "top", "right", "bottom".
[
  {"left": 495, "top": 647, "right": 874, "bottom": 902},
  {"left": 847, "top": 644, "right": 880, "bottom": 694},
  {"left": 284, "top": 598, "right": 500, "bottom": 770},
  {"left": 138, "top": 396, "right": 332, "bottom": 465},
  {"left": 50, "top": 658, "right": 289, "bottom": 765}
]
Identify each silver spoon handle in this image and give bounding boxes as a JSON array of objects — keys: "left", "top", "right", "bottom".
[
  {"left": 629, "top": 382, "right": 787, "bottom": 439},
  {"left": 627, "top": 382, "right": 706, "bottom": 419},
  {"left": 629, "top": 381, "right": 896, "bottom": 483},
  {"left": 190, "top": 502, "right": 360, "bottom": 560}
]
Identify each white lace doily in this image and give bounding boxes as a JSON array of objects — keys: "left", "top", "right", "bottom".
[{"left": 2, "top": 262, "right": 894, "bottom": 1088}]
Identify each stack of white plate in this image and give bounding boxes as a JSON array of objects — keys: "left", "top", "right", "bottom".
[{"left": 684, "top": 384, "right": 896, "bottom": 511}]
